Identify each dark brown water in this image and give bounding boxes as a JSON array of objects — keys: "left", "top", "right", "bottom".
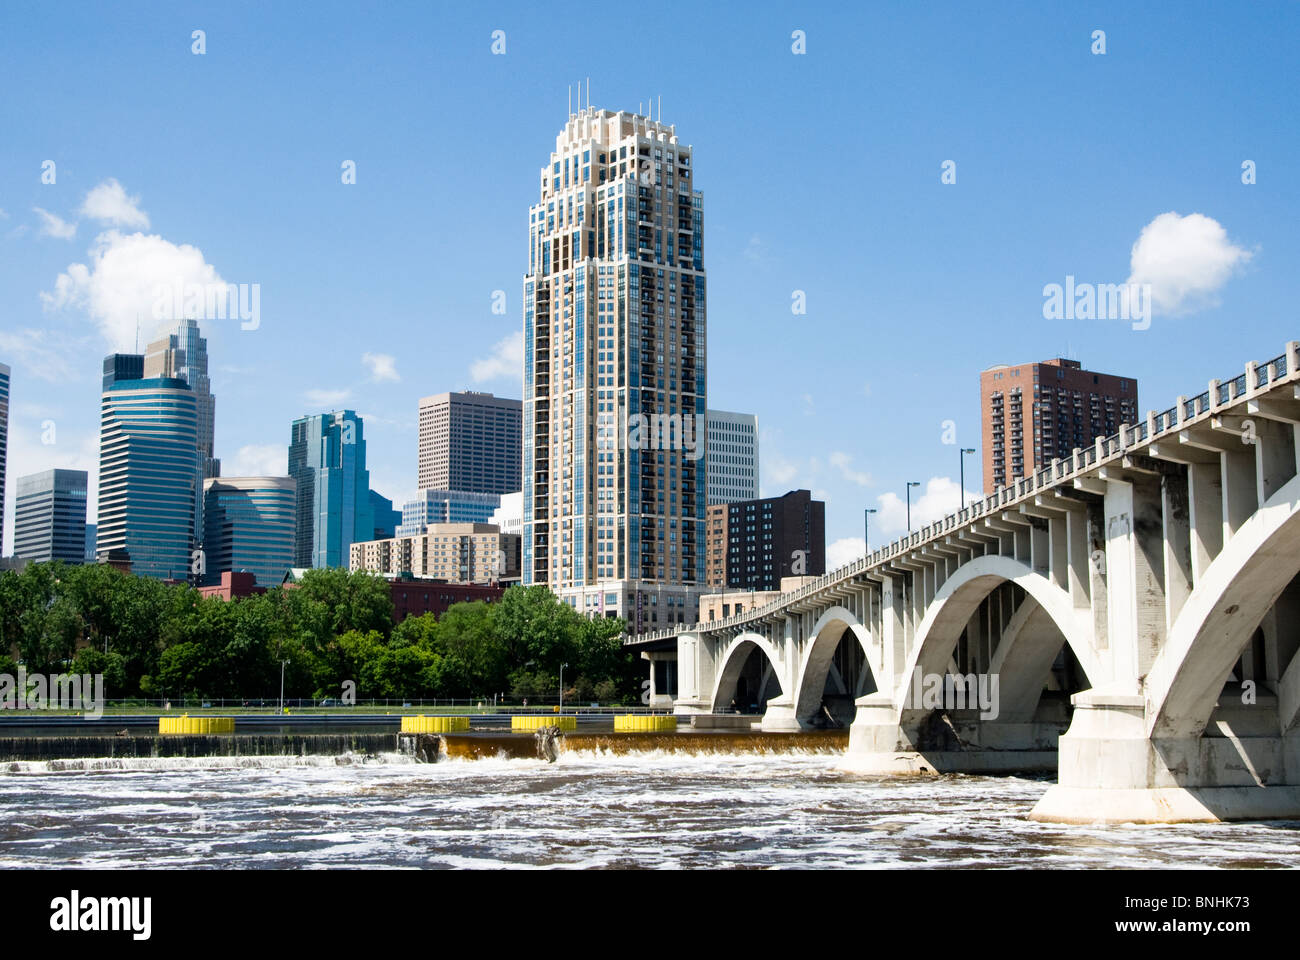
[{"left": 2, "top": 749, "right": 1298, "bottom": 868}]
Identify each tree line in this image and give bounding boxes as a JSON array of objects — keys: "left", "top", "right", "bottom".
[{"left": 0, "top": 563, "right": 640, "bottom": 703}]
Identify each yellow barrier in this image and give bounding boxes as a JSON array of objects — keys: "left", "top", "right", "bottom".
[
  {"left": 400, "top": 715, "right": 470, "bottom": 734},
  {"left": 158, "top": 715, "right": 235, "bottom": 735},
  {"left": 614, "top": 714, "right": 677, "bottom": 733},
  {"left": 511, "top": 715, "right": 576, "bottom": 732}
]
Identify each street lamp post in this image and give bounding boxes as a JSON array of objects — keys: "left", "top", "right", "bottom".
[
  {"left": 906, "top": 481, "right": 920, "bottom": 532},
  {"left": 864, "top": 507, "right": 877, "bottom": 553},
  {"left": 279, "top": 659, "right": 289, "bottom": 713},
  {"left": 960, "top": 448, "right": 976, "bottom": 509},
  {"left": 559, "top": 662, "right": 568, "bottom": 712}
]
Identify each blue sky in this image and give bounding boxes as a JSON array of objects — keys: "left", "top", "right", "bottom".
[{"left": 2, "top": 1, "right": 1298, "bottom": 563}]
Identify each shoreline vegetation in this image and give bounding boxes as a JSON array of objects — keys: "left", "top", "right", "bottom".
[{"left": 0, "top": 563, "right": 640, "bottom": 707}]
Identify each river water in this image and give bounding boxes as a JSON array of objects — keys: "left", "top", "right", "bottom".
[{"left": 2, "top": 749, "right": 1298, "bottom": 869}]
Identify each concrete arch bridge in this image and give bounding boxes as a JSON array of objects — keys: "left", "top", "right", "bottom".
[{"left": 631, "top": 340, "right": 1300, "bottom": 823}]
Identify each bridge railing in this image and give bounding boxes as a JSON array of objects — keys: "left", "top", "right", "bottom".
[{"left": 630, "top": 340, "right": 1299, "bottom": 644}]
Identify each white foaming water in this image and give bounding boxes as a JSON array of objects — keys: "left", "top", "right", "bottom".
[{"left": 2, "top": 750, "right": 1298, "bottom": 869}]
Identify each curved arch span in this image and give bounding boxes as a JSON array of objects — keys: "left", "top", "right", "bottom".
[
  {"left": 897, "top": 554, "right": 1099, "bottom": 721},
  {"left": 709, "top": 632, "right": 784, "bottom": 714},
  {"left": 792, "top": 606, "right": 877, "bottom": 723},
  {"left": 1147, "top": 473, "right": 1300, "bottom": 738}
]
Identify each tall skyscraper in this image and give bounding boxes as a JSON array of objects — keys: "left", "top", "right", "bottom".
[
  {"left": 144, "top": 319, "right": 219, "bottom": 479},
  {"left": 14, "top": 469, "right": 89, "bottom": 565},
  {"left": 981, "top": 358, "right": 1138, "bottom": 492},
  {"left": 522, "top": 107, "right": 707, "bottom": 631},
  {"left": 97, "top": 377, "right": 199, "bottom": 580},
  {"left": 0, "top": 361, "right": 8, "bottom": 557},
  {"left": 288, "top": 410, "right": 373, "bottom": 569},
  {"left": 706, "top": 409, "right": 759, "bottom": 505},
  {"left": 705, "top": 489, "right": 825, "bottom": 591},
  {"left": 417, "top": 391, "right": 521, "bottom": 495},
  {"left": 202, "top": 476, "right": 296, "bottom": 587}
]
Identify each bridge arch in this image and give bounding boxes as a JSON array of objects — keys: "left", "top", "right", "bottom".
[
  {"left": 898, "top": 554, "right": 1099, "bottom": 721},
  {"left": 1147, "top": 473, "right": 1300, "bottom": 739},
  {"left": 792, "top": 606, "right": 876, "bottom": 724},
  {"left": 709, "top": 632, "right": 784, "bottom": 714}
]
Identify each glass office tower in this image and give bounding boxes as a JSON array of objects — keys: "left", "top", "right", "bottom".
[
  {"left": 97, "top": 377, "right": 200, "bottom": 580},
  {"left": 288, "top": 411, "right": 373, "bottom": 568},
  {"left": 14, "top": 469, "right": 89, "bottom": 564},
  {"left": 202, "top": 476, "right": 296, "bottom": 587}
]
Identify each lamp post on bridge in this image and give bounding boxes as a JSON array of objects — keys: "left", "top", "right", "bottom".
[
  {"left": 960, "top": 447, "right": 976, "bottom": 509},
  {"left": 906, "top": 481, "right": 920, "bottom": 532},
  {"left": 864, "top": 507, "right": 877, "bottom": 554}
]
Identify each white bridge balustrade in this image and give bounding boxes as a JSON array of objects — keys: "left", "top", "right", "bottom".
[{"left": 630, "top": 340, "right": 1300, "bottom": 823}]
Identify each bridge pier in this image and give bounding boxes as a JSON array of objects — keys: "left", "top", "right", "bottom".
[
  {"left": 1031, "top": 691, "right": 1300, "bottom": 823},
  {"left": 842, "top": 693, "right": 1063, "bottom": 775}
]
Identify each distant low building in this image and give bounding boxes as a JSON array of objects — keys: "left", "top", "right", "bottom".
[
  {"left": 349, "top": 523, "right": 520, "bottom": 583},
  {"left": 387, "top": 580, "right": 506, "bottom": 624},
  {"left": 198, "top": 570, "right": 265, "bottom": 601}
]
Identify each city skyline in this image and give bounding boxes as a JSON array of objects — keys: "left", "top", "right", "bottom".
[{"left": 2, "top": 2, "right": 1297, "bottom": 572}]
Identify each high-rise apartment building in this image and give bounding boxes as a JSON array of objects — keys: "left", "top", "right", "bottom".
[
  {"left": 522, "top": 107, "right": 707, "bottom": 630},
  {"left": 706, "top": 409, "right": 759, "bottom": 505},
  {"left": 417, "top": 391, "right": 521, "bottom": 495},
  {"left": 14, "top": 469, "right": 89, "bottom": 564},
  {"left": 288, "top": 410, "right": 373, "bottom": 568},
  {"left": 981, "top": 358, "right": 1138, "bottom": 492},
  {"left": 202, "top": 476, "right": 296, "bottom": 588},
  {"left": 705, "top": 489, "right": 824, "bottom": 591},
  {"left": 97, "top": 377, "right": 199, "bottom": 580},
  {"left": 0, "top": 361, "right": 8, "bottom": 557},
  {"left": 144, "top": 319, "right": 219, "bottom": 479}
]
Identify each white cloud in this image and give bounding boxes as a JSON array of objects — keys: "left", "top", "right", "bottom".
[
  {"left": 829, "top": 451, "right": 872, "bottom": 487},
  {"left": 827, "top": 537, "right": 866, "bottom": 569},
  {"left": 362, "top": 352, "right": 400, "bottom": 383},
  {"left": 743, "top": 234, "right": 765, "bottom": 262},
  {"left": 874, "top": 476, "right": 978, "bottom": 538},
  {"left": 1127, "top": 212, "right": 1253, "bottom": 315},
  {"left": 80, "top": 178, "right": 150, "bottom": 229},
  {"left": 34, "top": 207, "right": 76, "bottom": 240},
  {"left": 225, "top": 444, "right": 288, "bottom": 477},
  {"left": 0, "top": 329, "right": 84, "bottom": 382},
  {"left": 42, "top": 230, "right": 226, "bottom": 351},
  {"left": 763, "top": 450, "right": 802, "bottom": 490},
  {"left": 0, "top": 208, "right": 9, "bottom": 219},
  {"left": 304, "top": 388, "right": 351, "bottom": 408},
  {"left": 801, "top": 393, "right": 815, "bottom": 417},
  {"left": 471, "top": 330, "right": 523, "bottom": 383}
]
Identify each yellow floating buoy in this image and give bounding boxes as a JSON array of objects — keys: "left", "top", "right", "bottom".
[
  {"left": 614, "top": 714, "right": 677, "bottom": 733},
  {"left": 159, "top": 715, "right": 235, "bottom": 735},
  {"left": 511, "top": 715, "right": 576, "bottom": 732},
  {"left": 401, "top": 715, "right": 470, "bottom": 733}
]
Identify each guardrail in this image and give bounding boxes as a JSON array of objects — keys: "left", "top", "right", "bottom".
[{"left": 631, "top": 342, "right": 1296, "bottom": 644}]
